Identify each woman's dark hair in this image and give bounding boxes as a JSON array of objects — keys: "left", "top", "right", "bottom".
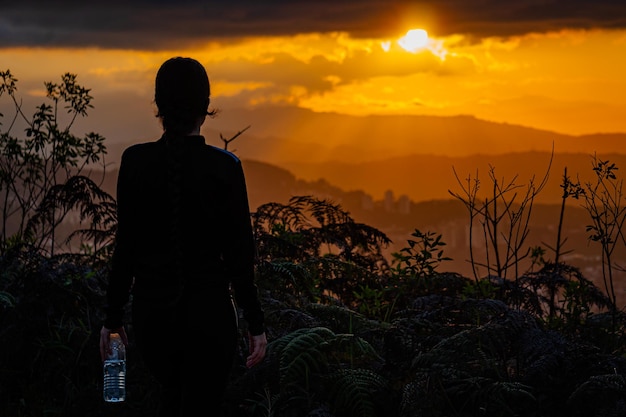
[{"left": 155, "top": 57, "right": 217, "bottom": 137}]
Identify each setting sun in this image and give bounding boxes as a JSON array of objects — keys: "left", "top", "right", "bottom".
[
  {"left": 380, "top": 28, "right": 446, "bottom": 58},
  {"left": 398, "top": 28, "right": 429, "bottom": 52}
]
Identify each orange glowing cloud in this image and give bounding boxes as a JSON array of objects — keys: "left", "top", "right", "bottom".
[{"left": 1, "top": 27, "right": 626, "bottom": 142}]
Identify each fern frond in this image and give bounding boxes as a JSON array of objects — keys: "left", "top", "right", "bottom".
[
  {"left": 568, "top": 374, "right": 626, "bottom": 414},
  {"left": 481, "top": 380, "right": 536, "bottom": 415},
  {"left": 324, "top": 368, "right": 389, "bottom": 417},
  {"left": 265, "top": 307, "right": 320, "bottom": 336},
  {"left": 445, "top": 377, "right": 536, "bottom": 416},
  {"left": 326, "top": 333, "right": 383, "bottom": 365},
  {"left": 413, "top": 322, "right": 510, "bottom": 374},
  {"left": 305, "top": 303, "right": 385, "bottom": 334},
  {"left": 269, "top": 327, "right": 336, "bottom": 387}
]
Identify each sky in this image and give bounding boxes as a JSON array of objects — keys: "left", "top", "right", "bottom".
[{"left": 2, "top": 0, "right": 626, "bottom": 162}]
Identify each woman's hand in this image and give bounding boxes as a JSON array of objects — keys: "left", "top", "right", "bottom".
[
  {"left": 246, "top": 332, "right": 267, "bottom": 368},
  {"left": 99, "top": 325, "right": 129, "bottom": 362}
]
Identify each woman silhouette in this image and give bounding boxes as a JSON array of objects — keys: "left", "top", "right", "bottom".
[{"left": 99, "top": 56, "right": 267, "bottom": 416}]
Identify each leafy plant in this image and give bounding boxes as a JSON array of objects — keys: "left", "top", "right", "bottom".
[
  {"left": 0, "top": 70, "right": 111, "bottom": 256},
  {"left": 581, "top": 155, "right": 626, "bottom": 329},
  {"left": 253, "top": 195, "right": 392, "bottom": 309}
]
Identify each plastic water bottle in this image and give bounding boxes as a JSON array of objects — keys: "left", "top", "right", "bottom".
[{"left": 103, "top": 332, "right": 126, "bottom": 402}]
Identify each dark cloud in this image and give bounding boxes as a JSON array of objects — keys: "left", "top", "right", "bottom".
[{"left": 2, "top": 0, "right": 626, "bottom": 49}]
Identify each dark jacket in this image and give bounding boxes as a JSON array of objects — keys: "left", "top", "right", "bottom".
[{"left": 103, "top": 134, "right": 264, "bottom": 335}]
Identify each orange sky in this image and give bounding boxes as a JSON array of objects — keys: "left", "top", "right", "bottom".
[{"left": 1, "top": 2, "right": 626, "bottom": 161}]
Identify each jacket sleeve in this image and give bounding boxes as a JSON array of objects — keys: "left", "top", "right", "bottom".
[
  {"left": 223, "top": 159, "right": 265, "bottom": 335},
  {"left": 103, "top": 149, "right": 136, "bottom": 329}
]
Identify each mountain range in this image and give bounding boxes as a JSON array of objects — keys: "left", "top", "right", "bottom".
[
  {"left": 203, "top": 107, "right": 626, "bottom": 162},
  {"left": 102, "top": 107, "right": 625, "bottom": 205}
]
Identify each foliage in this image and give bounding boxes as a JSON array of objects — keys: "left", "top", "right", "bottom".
[
  {"left": 391, "top": 229, "right": 452, "bottom": 277},
  {"left": 252, "top": 195, "right": 392, "bottom": 309},
  {"left": 0, "top": 70, "right": 112, "bottom": 257},
  {"left": 0, "top": 244, "right": 113, "bottom": 417},
  {"left": 518, "top": 262, "right": 612, "bottom": 329},
  {"left": 581, "top": 155, "right": 626, "bottom": 331},
  {"left": 250, "top": 326, "right": 387, "bottom": 417}
]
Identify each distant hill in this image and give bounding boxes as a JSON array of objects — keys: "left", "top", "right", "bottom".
[
  {"left": 208, "top": 107, "right": 626, "bottom": 162},
  {"left": 100, "top": 151, "right": 626, "bottom": 211},
  {"left": 103, "top": 108, "right": 626, "bottom": 169},
  {"left": 281, "top": 152, "right": 626, "bottom": 204}
]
